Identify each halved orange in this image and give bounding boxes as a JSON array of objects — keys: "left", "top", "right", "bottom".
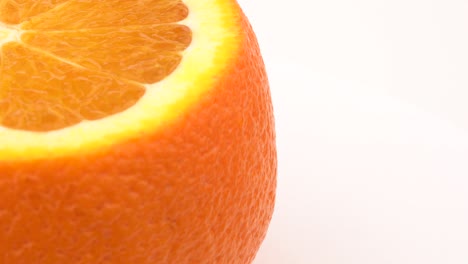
[{"left": 0, "top": 0, "right": 276, "bottom": 263}]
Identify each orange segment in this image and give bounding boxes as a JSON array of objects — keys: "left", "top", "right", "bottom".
[
  {"left": 0, "top": 0, "right": 70, "bottom": 24},
  {"left": 0, "top": 0, "right": 192, "bottom": 131},
  {"left": 21, "top": 25, "right": 192, "bottom": 84},
  {"left": 0, "top": 43, "right": 145, "bottom": 131},
  {"left": 21, "top": 0, "right": 188, "bottom": 30}
]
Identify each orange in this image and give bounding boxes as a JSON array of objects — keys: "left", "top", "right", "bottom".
[{"left": 0, "top": 0, "right": 276, "bottom": 263}]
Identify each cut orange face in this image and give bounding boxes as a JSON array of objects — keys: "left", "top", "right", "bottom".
[{"left": 0, "top": 0, "right": 276, "bottom": 263}]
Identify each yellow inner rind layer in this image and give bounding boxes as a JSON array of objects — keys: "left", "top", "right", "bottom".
[{"left": 0, "top": 0, "right": 241, "bottom": 160}]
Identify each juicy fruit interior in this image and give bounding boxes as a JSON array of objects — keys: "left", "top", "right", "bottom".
[{"left": 0, "top": 0, "right": 192, "bottom": 132}]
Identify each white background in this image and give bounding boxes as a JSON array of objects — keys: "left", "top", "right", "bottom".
[{"left": 236, "top": 0, "right": 468, "bottom": 263}]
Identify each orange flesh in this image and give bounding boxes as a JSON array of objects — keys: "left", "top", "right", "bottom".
[{"left": 0, "top": 0, "right": 191, "bottom": 132}]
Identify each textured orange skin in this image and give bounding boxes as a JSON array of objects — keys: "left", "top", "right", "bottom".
[{"left": 0, "top": 6, "right": 276, "bottom": 264}]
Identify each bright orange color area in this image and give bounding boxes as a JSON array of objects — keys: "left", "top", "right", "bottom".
[
  {"left": 0, "top": 0, "right": 191, "bottom": 131},
  {"left": 0, "top": 0, "right": 276, "bottom": 263}
]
